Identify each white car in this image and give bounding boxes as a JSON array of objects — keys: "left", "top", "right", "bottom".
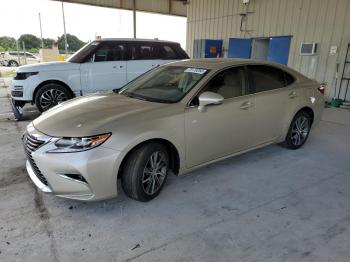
[
  {"left": 1, "top": 51, "right": 40, "bottom": 67},
  {"left": 10, "top": 39, "right": 189, "bottom": 112}
]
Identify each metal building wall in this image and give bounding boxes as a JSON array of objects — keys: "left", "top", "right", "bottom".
[{"left": 186, "top": 0, "right": 350, "bottom": 100}]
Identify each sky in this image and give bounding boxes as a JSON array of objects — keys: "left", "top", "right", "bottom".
[{"left": 0, "top": 0, "right": 187, "bottom": 48}]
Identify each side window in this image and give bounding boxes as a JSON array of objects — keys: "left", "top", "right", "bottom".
[
  {"left": 284, "top": 72, "right": 295, "bottom": 86},
  {"left": 248, "top": 65, "right": 286, "bottom": 93},
  {"left": 92, "top": 42, "right": 125, "bottom": 62},
  {"left": 159, "top": 45, "right": 177, "bottom": 59},
  {"left": 26, "top": 53, "right": 35, "bottom": 58},
  {"left": 131, "top": 44, "right": 158, "bottom": 60},
  {"left": 192, "top": 67, "right": 245, "bottom": 106}
]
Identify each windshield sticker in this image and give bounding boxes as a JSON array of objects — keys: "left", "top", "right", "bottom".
[{"left": 184, "top": 68, "right": 207, "bottom": 74}]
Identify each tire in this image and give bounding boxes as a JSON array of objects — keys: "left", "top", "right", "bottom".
[
  {"left": 35, "top": 83, "right": 72, "bottom": 112},
  {"left": 8, "top": 60, "right": 19, "bottom": 67},
  {"left": 283, "top": 111, "right": 312, "bottom": 149},
  {"left": 122, "top": 143, "right": 169, "bottom": 202}
]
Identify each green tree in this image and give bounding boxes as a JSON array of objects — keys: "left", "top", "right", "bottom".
[
  {"left": 0, "top": 36, "right": 17, "bottom": 50},
  {"left": 57, "top": 34, "right": 85, "bottom": 53},
  {"left": 29, "top": 48, "right": 39, "bottom": 53},
  {"left": 18, "top": 34, "right": 41, "bottom": 50},
  {"left": 43, "top": 38, "right": 56, "bottom": 48}
]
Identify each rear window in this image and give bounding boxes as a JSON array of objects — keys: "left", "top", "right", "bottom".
[{"left": 248, "top": 65, "right": 293, "bottom": 93}]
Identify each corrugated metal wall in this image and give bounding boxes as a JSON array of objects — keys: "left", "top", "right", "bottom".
[{"left": 186, "top": 0, "right": 350, "bottom": 100}]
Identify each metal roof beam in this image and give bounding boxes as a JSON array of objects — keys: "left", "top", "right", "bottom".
[{"left": 51, "top": 0, "right": 187, "bottom": 17}]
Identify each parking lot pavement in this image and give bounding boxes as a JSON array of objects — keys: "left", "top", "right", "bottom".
[{"left": 1, "top": 88, "right": 350, "bottom": 262}]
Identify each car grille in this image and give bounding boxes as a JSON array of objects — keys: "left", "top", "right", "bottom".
[{"left": 23, "top": 133, "right": 48, "bottom": 186}]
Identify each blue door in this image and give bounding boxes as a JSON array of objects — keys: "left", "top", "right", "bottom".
[
  {"left": 228, "top": 38, "right": 252, "bottom": 58},
  {"left": 267, "top": 36, "right": 292, "bottom": 65},
  {"left": 204, "top": 40, "right": 223, "bottom": 58}
]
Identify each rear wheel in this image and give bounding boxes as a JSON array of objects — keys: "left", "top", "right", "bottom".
[
  {"left": 35, "top": 83, "right": 72, "bottom": 112},
  {"left": 122, "top": 143, "right": 169, "bottom": 202},
  {"left": 283, "top": 111, "right": 311, "bottom": 149}
]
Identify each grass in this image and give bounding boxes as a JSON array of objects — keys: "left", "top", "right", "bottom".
[{"left": 0, "top": 70, "right": 16, "bottom": 78}]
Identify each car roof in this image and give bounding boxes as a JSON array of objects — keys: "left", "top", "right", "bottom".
[
  {"left": 167, "top": 58, "right": 305, "bottom": 76},
  {"left": 168, "top": 58, "right": 290, "bottom": 69},
  {"left": 95, "top": 38, "right": 180, "bottom": 44}
]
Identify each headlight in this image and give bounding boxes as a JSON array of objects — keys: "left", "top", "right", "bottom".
[
  {"left": 47, "top": 133, "right": 111, "bottom": 153},
  {"left": 14, "top": 72, "right": 38, "bottom": 80}
]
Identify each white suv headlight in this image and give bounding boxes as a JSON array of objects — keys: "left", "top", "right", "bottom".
[{"left": 47, "top": 133, "right": 111, "bottom": 153}]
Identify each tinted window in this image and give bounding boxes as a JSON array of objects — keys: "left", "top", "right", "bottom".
[
  {"left": 131, "top": 44, "right": 158, "bottom": 60},
  {"left": 92, "top": 42, "right": 125, "bottom": 62},
  {"left": 248, "top": 65, "right": 286, "bottom": 93},
  {"left": 159, "top": 45, "right": 177, "bottom": 59},
  {"left": 284, "top": 72, "right": 295, "bottom": 86},
  {"left": 200, "top": 67, "right": 245, "bottom": 99}
]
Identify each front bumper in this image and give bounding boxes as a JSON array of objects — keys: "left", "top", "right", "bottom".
[
  {"left": 24, "top": 126, "right": 123, "bottom": 201},
  {"left": 10, "top": 75, "right": 41, "bottom": 102}
]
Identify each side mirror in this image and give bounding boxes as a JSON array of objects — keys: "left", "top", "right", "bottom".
[{"left": 198, "top": 91, "right": 224, "bottom": 112}]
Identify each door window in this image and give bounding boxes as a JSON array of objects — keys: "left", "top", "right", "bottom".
[
  {"left": 92, "top": 42, "right": 125, "bottom": 62},
  {"left": 191, "top": 67, "right": 245, "bottom": 106},
  {"left": 130, "top": 44, "right": 158, "bottom": 60},
  {"left": 202, "top": 67, "right": 245, "bottom": 99},
  {"left": 248, "top": 65, "right": 288, "bottom": 93},
  {"left": 284, "top": 71, "right": 295, "bottom": 86},
  {"left": 159, "top": 45, "right": 177, "bottom": 59}
]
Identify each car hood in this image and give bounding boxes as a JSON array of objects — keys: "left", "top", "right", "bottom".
[
  {"left": 17, "top": 61, "right": 80, "bottom": 72},
  {"left": 32, "top": 93, "right": 167, "bottom": 137}
]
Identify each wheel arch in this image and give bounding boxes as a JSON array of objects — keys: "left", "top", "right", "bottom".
[
  {"left": 281, "top": 106, "right": 315, "bottom": 142},
  {"left": 117, "top": 138, "right": 181, "bottom": 179},
  {"left": 33, "top": 79, "right": 74, "bottom": 102},
  {"left": 295, "top": 106, "right": 314, "bottom": 125}
]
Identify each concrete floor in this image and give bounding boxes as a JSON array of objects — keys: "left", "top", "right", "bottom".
[{"left": 1, "top": 83, "right": 350, "bottom": 262}]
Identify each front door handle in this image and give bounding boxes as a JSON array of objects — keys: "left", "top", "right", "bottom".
[
  {"left": 240, "top": 101, "right": 253, "bottom": 110},
  {"left": 289, "top": 91, "right": 297, "bottom": 99},
  {"left": 113, "top": 65, "right": 124, "bottom": 69}
]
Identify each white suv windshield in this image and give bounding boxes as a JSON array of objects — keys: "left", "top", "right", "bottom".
[
  {"left": 67, "top": 41, "right": 100, "bottom": 63},
  {"left": 120, "top": 66, "right": 208, "bottom": 103}
]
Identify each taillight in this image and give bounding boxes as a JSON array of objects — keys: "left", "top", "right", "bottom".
[{"left": 318, "top": 84, "right": 326, "bottom": 94}]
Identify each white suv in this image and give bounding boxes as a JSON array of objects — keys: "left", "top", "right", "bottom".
[{"left": 10, "top": 39, "right": 189, "bottom": 112}]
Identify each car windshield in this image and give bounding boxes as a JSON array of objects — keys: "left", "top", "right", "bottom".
[
  {"left": 67, "top": 41, "right": 100, "bottom": 63},
  {"left": 119, "top": 66, "right": 209, "bottom": 103}
]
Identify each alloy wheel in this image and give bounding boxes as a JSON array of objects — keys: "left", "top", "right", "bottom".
[
  {"left": 290, "top": 115, "right": 309, "bottom": 146},
  {"left": 9, "top": 61, "right": 18, "bottom": 67},
  {"left": 39, "top": 89, "right": 68, "bottom": 111},
  {"left": 142, "top": 151, "right": 168, "bottom": 195}
]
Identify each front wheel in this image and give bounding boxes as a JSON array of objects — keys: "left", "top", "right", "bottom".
[
  {"left": 8, "top": 60, "right": 19, "bottom": 67},
  {"left": 35, "top": 83, "right": 72, "bottom": 112},
  {"left": 283, "top": 111, "right": 311, "bottom": 149},
  {"left": 122, "top": 143, "right": 169, "bottom": 202}
]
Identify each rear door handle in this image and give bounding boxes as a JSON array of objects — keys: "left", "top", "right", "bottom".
[
  {"left": 113, "top": 65, "right": 124, "bottom": 69},
  {"left": 240, "top": 101, "right": 253, "bottom": 110},
  {"left": 289, "top": 91, "right": 297, "bottom": 99}
]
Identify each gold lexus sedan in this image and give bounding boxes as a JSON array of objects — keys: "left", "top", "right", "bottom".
[{"left": 23, "top": 59, "right": 324, "bottom": 202}]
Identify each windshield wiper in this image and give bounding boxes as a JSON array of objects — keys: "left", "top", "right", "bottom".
[
  {"left": 123, "top": 92, "right": 171, "bottom": 103},
  {"left": 123, "top": 92, "right": 147, "bottom": 101}
]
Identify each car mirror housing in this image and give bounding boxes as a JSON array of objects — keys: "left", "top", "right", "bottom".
[{"left": 198, "top": 91, "right": 224, "bottom": 112}]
